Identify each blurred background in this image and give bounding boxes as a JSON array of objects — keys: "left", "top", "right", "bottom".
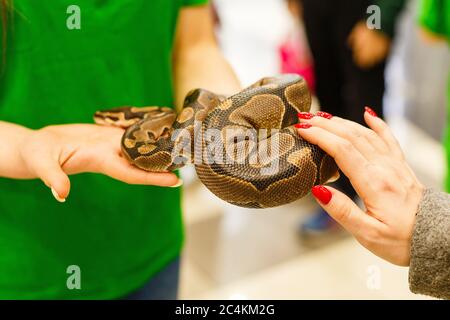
[{"left": 179, "top": 0, "right": 449, "bottom": 299}]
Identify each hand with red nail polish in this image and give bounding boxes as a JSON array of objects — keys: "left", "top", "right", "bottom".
[
  {"left": 364, "top": 106, "right": 378, "bottom": 118},
  {"left": 297, "top": 112, "right": 315, "bottom": 120},
  {"left": 298, "top": 110, "right": 425, "bottom": 267},
  {"left": 295, "top": 123, "right": 312, "bottom": 129},
  {"left": 316, "top": 111, "right": 333, "bottom": 119},
  {"left": 311, "top": 185, "right": 332, "bottom": 205}
]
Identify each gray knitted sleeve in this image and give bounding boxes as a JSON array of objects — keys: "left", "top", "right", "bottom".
[{"left": 409, "top": 188, "right": 450, "bottom": 300}]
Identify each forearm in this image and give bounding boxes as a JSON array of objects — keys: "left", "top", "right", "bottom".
[
  {"left": 409, "top": 188, "right": 450, "bottom": 299},
  {"left": 173, "top": 43, "right": 241, "bottom": 110},
  {"left": 172, "top": 5, "right": 241, "bottom": 111},
  {"left": 0, "top": 121, "right": 33, "bottom": 179}
]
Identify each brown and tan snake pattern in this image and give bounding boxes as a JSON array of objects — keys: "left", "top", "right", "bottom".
[{"left": 94, "top": 75, "right": 338, "bottom": 208}]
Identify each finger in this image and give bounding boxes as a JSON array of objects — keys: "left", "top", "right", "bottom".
[
  {"left": 364, "top": 109, "right": 405, "bottom": 160},
  {"left": 32, "top": 156, "right": 71, "bottom": 202},
  {"left": 347, "top": 23, "right": 363, "bottom": 48},
  {"left": 100, "top": 154, "right": 181, "bottom": 187},
  {"left": 352, "top": 35, "right": 365, "bottom": 53},
  {"left": 299, "top": 114, "right": 389, "bottom": 157},
  {"left": 347, "top": 29, "right": 355, "bottom": 47},
  {"left": 352, "top": 38, "right": 376, "bottom": 69},
  {"left": 297, "top": 125, "right": 378, "bottom": 195},
  {"left": 296, "top": 125, "right": 371, "bottom": 185},
  {"left": 355, "top": 54, "right": 373, "bottom": 69},
  {"left": 311, "top": 185, "right": 383, "bottom": 239},
  {"left": 328, "top": 115, "right": 389, "bottom": 154},
  {"left": 354, "top": 48, "right": 374, "bottom": 69}
]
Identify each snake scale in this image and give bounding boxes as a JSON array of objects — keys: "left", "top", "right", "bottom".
[{"left": 94, "top": 74, "right": 338, "bottom": 208}]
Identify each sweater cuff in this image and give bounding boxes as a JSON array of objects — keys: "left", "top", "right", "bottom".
[{"left": 409, "top": 188, "right": 450, "bottom": 299}]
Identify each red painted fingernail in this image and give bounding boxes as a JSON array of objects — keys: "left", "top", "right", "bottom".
[
  {"left": 295, "top": 123, "right": 312, "bottom": 129},
  {"left": 316, "top": 111, "right": 333, "bottom": 119},
  {"left": 297, "top": 112, "right": 315, "bottom": 120},
  {"left": 311, "top": 185, "right": 332, "bottom": 205},
  {"left": 365, "top": 106, "right": 378, "bottom": 117}
]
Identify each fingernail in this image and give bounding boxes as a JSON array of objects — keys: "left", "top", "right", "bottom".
[
  {"left": 295, "top": 123, "right": 312, "bottom": 129},
  {"left": 365, "top": 106, "right": 378, "bottom": 117},
  {"left": 170, "top": 179, "right": 184, "bottom": 188},
  {"left": 316, "top": 111, "right": 333, "bottom": 119},
  {"left": 51, "top": 187, "right": 66, "bottom": 203},
  {"left": 297, "top": 112, "right": 315, "bottom": 120},
  {"left": 311, "top": 185, "right": 332, "bottom": 205}
]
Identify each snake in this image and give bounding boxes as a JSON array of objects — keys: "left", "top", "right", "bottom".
[{"left": 94, "top": 74, "right": 338, "bottom": 209}]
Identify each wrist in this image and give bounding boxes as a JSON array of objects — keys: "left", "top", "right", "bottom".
[{"left": 15, "top": 127, "right": 41, "bottom": 178}]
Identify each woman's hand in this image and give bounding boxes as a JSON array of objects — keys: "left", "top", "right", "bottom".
[
  {"left": 296, "top": 108, "right": 425, "bottom": 266},
  {"left": 14, "top": 124, "right": 180, "bottom": 202},
  {"left": 348, "top": 21, "right": 391, "bottom": 69}
]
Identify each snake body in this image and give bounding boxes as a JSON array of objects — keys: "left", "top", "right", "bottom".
[{"left": 94, "top": 74, "right": 338, "bottom": 208}]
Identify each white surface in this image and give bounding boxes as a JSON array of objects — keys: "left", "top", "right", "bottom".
[{"left": 215, "top": 0, "right": 292, "bottom": 86}]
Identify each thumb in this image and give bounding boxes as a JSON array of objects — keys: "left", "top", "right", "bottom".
[
  {"left": 311, "top": 185, "right": 377, "bottom": 237},
  {"left": 32, "top": 156, "right": 71, "bottom": 203},
  {"left": 347, "top": 26, "right": 357, "bottom": 48}
]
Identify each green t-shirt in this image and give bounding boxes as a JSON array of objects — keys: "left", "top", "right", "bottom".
[
  {"left": 418, "top": 1, "right": 450, "bottom": 190},
  {"left": 419, "top": 0, "right": 450, "bottom": 39},
  {"left": 0, "top": 0, "right": 206, "bottom": 299}
]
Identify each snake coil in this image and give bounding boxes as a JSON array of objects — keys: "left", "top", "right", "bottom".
[{"left": 94, "top": 74, "right": 338, "bottom": 208}]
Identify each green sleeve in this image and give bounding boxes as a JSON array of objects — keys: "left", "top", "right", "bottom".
[
  {"left": 418, "top": 0, "right": 450, "bottom": 39},
  {"left": 375, "top": 0, "right": 407, "bottom": 38},
  {"left": 183, "top": 0, "right": 208, "bottom": 6}
]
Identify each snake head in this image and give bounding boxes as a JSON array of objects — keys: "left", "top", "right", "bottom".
[{"left": 94, "top": 106, "right": 174, "bottom": 129}]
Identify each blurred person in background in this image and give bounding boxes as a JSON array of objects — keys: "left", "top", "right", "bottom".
[
  {"left": 280, "top": 0, "right": 316, "bottom": 93},
  {"left": 0, "top": 1, "right": 240, "bottom": 299},
  {"left": 295, "top": 0, "right": 407, "bottom": 234},
  {"left": 296, "top": 108, "right": 450, "bottom": 300},
  {"left": 418, "top": 0, "right": 450, "bottom": 191}
]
